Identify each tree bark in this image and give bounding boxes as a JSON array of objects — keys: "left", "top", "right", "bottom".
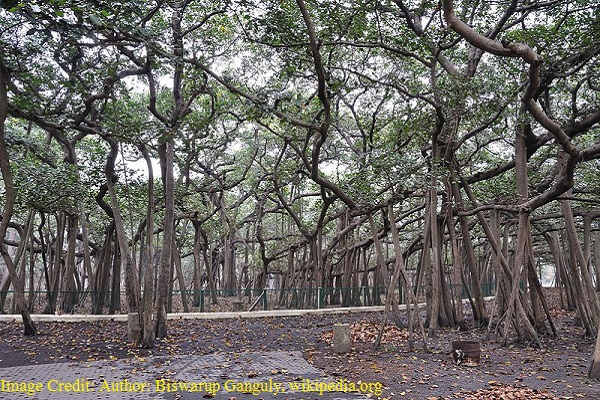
[
  {"left": 0, "top": 59, "right": 36, "bottom": 335},
  {"left": 450, "top": 174, "right": 488, "bottom": 324},
  {"left": 502, "top": 212, "right": 542, "bottom": 347},
  {"left": 590, "top": 321, "right": 600, "bottom": 379},
  {"left": 192, "top": 221, "right": 202, "bottom": 307},
  {"left": 561, "top": 194, "right": 600, "bottom": 334},
  {"left": 155, "top": 139, "right": 175, "bottom": 339},
  {"left": 446, "top": 209, "right": 466, "bottom": 330},
  {"left": 376, "top": 205, "right": 428, "bottom": 351},
  {"left": 595, "top": 230, "right": 600, "bottom": 291},
  {"left": 515, "top": 123, "right": 546, "bottom": 332},
  {"left": 44, "top": 213, "right": 65, "bottom": 314},
  {"left": 104, "top": 136, "right": 141, "bottom": 319},
  {"left": 489, "top": 210, "right": 509, "bottom": 329},
  {"left": 545, "top": 230, "right": 574, "bottom": 310},
  {"left": 2, "top": 211, "right": 34, "bottom": 313},
  {"left": 91, "top": 223, "right": 114, "bottom": 314},
  {"left": 61, "top": 213, "right": 78, "bottom": 313},
  {"left": 80, "top": 208, "right": 93, "bottom": 302},
  {"left": 140, "top": 144, "right": 155, "bottom": 348},
  {"left": 173, "top": 235, "right": 189, "bottom": 312}
]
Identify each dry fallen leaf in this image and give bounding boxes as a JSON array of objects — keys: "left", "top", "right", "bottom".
[
  {"left": 462, "top": 383, "right": 560, "bottom": 400},
  {"left": 320, "top": 321, "right": 409, "bottom": 345}
]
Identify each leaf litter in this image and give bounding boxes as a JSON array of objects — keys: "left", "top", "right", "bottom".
[{"left": 0, "top": 310, "right": 598, "bottom": 399}]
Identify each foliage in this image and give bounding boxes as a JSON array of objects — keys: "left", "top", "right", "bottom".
[{"left": 0, "top": 0, "right": 599, "bottom": 348}]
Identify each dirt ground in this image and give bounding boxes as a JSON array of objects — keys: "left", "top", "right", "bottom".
[{"left": 1, "top": 306, "right": 599, "bottom": 400}]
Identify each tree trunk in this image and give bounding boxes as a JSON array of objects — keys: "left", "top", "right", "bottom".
[
  {"left": 489, "top": 210, "right": 510, "bottom": 329},
  {"left": 173, "top": 236, "right": 189, "bottom": 312},
  {"left": 91, "top": 223, "right": 114, "bottom": 314},
  {"left": 201, "top": 231, "right": 218, "bottom": 305},
  {"left": 27, "top": 218, "right": 36, "bottom": 311},
  {"left": 222, "top": 234, "right": 236, "bottom": 294},
  {"left": 368, "top": 212, "right": 393, "bottom": 308},
  {"left": 595, "top": 230, "right": 600, "bottom": 291},
  {"left": 139, "top": 144, "right": 155, "bottom": 348},
  {"left": 545, "top": 230, "right": 574, "bottom": 310},
  {"left": 427, "top": 186, "right": 442, "bottom": 337},
  {"left": 448, "top": 161, "right": 489, "bottom": 325},
  {"left": 155, "top": 139, "right": 175, "bottom": 339},
  {"left": 459, "top": 178, "right": 540, "bottom": 344},
  {"left": 502, "top": 212, "right": 542, "bottom": 347},
  {"left": 104, "top": 136, "right": 141, "bottom": 321},
  {"left": 192, "top": 221, "right": 202, "bottom": 307},
  {"left": 0, "top": 60, "right": 36, "bottom": 335},
  {"left": 2, "top": 212, "right": 33, "bottom": 313},
  {"left": 376, "top": 205, "right": 428, "bottom": 351},
  {"left": 44, "top": 213, "right": 65, "bottom": 314},
  {"left": 561, "top": 195, "right": 600, "bottom": 335},
  {"left": 109, "top": 250, "right": 121, "bottom": 314},
  {"left": 80, "top": 208, "right": 93, "bottom": 304},
  {"left": 61, "top": 213, "right": 78, "bottom": 313},
  {"left": 589, "top": 323, "right": 600, "bottom": 380},
  {"left": 515, "top": 123, "right": 546, "bottom": 332},
  {"left": 446, "top": 211, "right": 466, "bottom": 330}
]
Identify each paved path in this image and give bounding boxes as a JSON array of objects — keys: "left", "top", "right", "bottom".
[
  {"left": 0, "top": 351, "right": 371, "bottom": 399},
  {"left": 0, "top": 306, "right": 386, "bottom": 323}
]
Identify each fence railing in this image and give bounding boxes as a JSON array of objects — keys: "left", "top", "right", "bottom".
[{"left": 0, "top": 283, "right": 496, "bottom": 315}]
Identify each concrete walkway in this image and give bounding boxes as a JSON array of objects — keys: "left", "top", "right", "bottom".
[
  {"left": 1, "top": 297, "right": 490, "bottom": 323},
  {"left": 0, "top": 351, "right": 371, "bottom": 399},
  {"left": 0, "top": 306, "right": 385, "bottom": 323}
]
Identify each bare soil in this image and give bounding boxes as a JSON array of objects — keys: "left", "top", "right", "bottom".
[{"left": 0, "top": 306, "right": 598, "bottom": 399}]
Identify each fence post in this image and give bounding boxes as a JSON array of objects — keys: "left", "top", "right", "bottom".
[
  {"left": 318, "top": 287, "right": 323, "bottom": 309},
  {"left": 262, "top": 289, "right": 268, "bottom": 310}
]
